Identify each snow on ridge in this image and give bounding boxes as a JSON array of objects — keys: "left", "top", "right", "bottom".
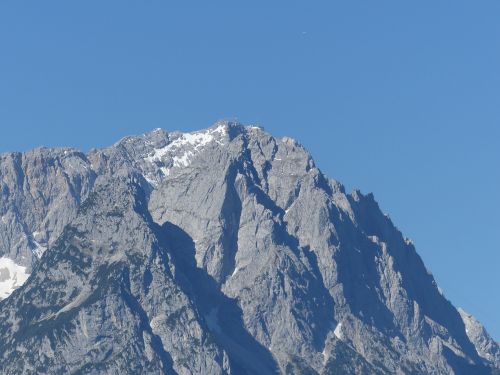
[
  {"left": 144, "top": 125, "right": 226, "bottom": 184},
  {"left": 0, "top": 257, "right": 30, "bottom": 300},
  {"left": 152, "top": 125, "right": 224, "bottom": 164}
]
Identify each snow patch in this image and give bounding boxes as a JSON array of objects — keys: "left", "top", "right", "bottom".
[
  {"left": 0, "top": 257, "right": 30, "bottom": 300},
  {"left": 334, "top": 322, "right": 343, "bottom": 340},
  {"left": 32, "top": 240, "right": 47, "bottom": 259},
  {"left": 144, "top": 125, "right": 226, "bottom": 184}
]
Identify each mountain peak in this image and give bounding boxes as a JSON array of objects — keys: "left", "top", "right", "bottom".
[{"left": 0, "top": 123, "right": 497, "bottom": 374}]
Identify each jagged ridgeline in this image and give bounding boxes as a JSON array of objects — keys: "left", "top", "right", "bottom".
[{"left": 0, "top": 122, "right": 498, "bottom": 374}]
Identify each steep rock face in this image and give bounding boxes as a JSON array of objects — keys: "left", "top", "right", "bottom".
[
  {"left": 0, "top": 148, "right": 95, "bottom": 267},
  {"left": 0, "top": 174, "right": 231, "bottom": 374},
  {"left": 459, "top": 308, "right": 500, "bottom": 368},
  {"left": 0, "top": 122, "right": 498, "bottom": 374}
]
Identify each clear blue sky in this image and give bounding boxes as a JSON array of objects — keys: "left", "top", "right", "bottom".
[{"left": 1, "top": 1, "right": 499, "bottom": 339}]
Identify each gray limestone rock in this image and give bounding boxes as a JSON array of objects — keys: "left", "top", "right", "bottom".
[
  {"left": 0, "top": 121, "right": 498, "bottom": 374},
  {"left": 459, "top": 308, "right": 500, "bottom": 368}
]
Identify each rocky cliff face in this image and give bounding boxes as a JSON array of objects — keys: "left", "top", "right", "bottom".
[
  {"left": 0, "top": 122, "right": 498, "bottom": 374},
  {"left": 459, "top": 309, "right": 500, "bottom": 368}
]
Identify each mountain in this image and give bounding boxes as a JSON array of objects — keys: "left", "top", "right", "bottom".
[{"left": 0, "top": 122, "right": 498, "bottom": 374}]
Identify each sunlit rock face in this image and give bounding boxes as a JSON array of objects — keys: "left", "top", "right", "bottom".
[{"left": 0, "top": 122, "right": 498, "bottom": 374}]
